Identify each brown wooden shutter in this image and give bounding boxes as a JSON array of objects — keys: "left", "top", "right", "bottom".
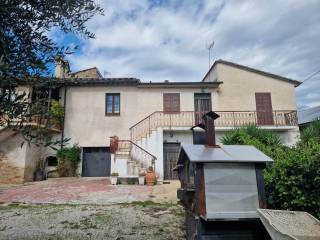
[
  {"left": 255, "top": 92, "right": 274, "bottom": 125},
  {"left": 163, "top": 93, "right": 180, "bottom": 113}
]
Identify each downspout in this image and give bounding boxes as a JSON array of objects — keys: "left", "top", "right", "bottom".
[{"left": 60, "top": 85, "right": 67, "bottom": 149}]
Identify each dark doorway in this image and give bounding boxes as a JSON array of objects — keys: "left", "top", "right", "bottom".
[
  {"left": 82, "top": 147, "right": 111, "bottom": 177},
  {"left": 163, "top": 143, "right": 180, "bottom": 180},
  {"left": 46, "top": 156, "right": 58, "bottom": 167},
  {"left": 255, "top": 93, "right": 274, "bottom": 125},
  {"left": 194, "top": 93, "right": 212, "bottom": 124}
]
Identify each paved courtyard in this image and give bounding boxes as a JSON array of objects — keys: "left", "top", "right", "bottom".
[{"left": 0, "top": 178, "right": 180, "bottom": 204}]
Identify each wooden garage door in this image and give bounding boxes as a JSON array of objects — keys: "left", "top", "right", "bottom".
[
  {"left": 255, "top": 93, "right": 274, "bottom": 125},
  {"left": 163, "top": 143, "right": 180, "bottom": 180},
  {"left": 82, "top": 147, "right": 111, "bottom": 177}
]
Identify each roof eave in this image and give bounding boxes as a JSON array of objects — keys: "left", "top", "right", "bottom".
[
  {"left": 202, "top": 59, "right": 301, "bottom": 87},
  {"left": 138, "top": 81, "right": 222, "bottom": 88}
]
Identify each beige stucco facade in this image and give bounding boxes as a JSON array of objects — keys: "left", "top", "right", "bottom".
[
  {"left": 205, "top": 63, "right": 297, "bottom": 111},
  {"left": 64, "top": 62, "right": 299, "bottom": 148},
  {"left": 64, "top": 85, "right": 216, "bottom": 146}
]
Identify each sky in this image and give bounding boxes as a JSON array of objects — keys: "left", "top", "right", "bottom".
[{"left": 55, "top": 0, "right": 320, "bottom": 109}]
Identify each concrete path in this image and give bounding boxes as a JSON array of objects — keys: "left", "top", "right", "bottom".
[{"left": 0, "top": 178, "right": 179, "bottom": 204}]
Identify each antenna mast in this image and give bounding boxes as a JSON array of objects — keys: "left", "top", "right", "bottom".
[{"left": 206, "top": 40, "right": 215, "bottom": 69}]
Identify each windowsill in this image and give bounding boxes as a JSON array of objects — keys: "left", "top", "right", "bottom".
[{"left": 105, "top": 113, "right": 120, "bottom": 117}]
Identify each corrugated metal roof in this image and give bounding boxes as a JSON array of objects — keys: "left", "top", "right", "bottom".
[
  {"left": 180, "top": 144, "right": 273, "bottom": 163},
  {"left": 298, "top": 106, "right": 320, "bottom": 124}
]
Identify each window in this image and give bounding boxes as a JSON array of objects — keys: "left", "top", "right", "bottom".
[
  {"left": 163, "top": 93, "right": 180, "bottom": 113},
  {"left": 105, "top": 93, "right": 120, "bottom": 115}
]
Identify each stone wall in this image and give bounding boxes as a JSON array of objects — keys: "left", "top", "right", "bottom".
[
  {"left": 0, "top": 131, "right": 42, "bottom": 184},
  {"left": 0, "top": 151, "right": 25, "bottom": 184},
  {"left": 72, "top": 68, "right": 102, "bottom": 78}
]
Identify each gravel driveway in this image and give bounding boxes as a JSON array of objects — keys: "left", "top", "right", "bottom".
[{"left": 0, "top": 202, "right": 185, "bottom": 240}]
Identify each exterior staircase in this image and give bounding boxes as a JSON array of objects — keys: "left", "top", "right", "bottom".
[
  {"left": 113, "top": 110, "right": 298, "bottom": 177},
  {"left": 113, "top": 139, "right": 156, "bottom": 176}
]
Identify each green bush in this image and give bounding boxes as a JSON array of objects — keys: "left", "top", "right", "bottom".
[
  {"left": 56, "top": 145, "right": 81, "bottom": 177},
  {"left": 221, "top": 124, "right": 281, "bottom": 152},
  {"left": 221, "top": 125, "right": 320, "bottom": 219},
  {"left": 301, "top": 119, "right": 320, "bottom": 143},
  {"left": 50, "top": 99, "right": 64, "bottom": 127}
]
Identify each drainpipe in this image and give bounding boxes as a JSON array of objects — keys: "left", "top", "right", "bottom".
[{"left": 60, "top": 86, "right": 67, "bottom": 149}]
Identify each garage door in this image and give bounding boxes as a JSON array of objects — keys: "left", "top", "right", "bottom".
[
  {"left": 82, "top": 147, "right": 111, "bottom": 177},
  {"left": 163, "top": 143, "right": 180, "bottom": 180}
]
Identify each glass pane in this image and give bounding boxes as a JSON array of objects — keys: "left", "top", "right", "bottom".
[
  {"left": 106, "top": 95, "right": 113, "bottom": 113},
  {"left": 114, "top": 95, "right": 120, "bottom": 113}
]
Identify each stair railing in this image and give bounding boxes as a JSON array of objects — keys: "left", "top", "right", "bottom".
[{"left": 117, "top": 140, "right": 156, "bottom": 173}]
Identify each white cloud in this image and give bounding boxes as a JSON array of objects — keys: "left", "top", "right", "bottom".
[{"left": 65, "top": 0, "right": 320, "bottom": 108}]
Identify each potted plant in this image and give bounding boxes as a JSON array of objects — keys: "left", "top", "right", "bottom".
[
  {"left": 34, "top": 159, "right": 46, "bottom": 181},
  {"left": 110, "top": 172, "right": 119, "bottom": 185},
  {"left": 138, "top": 171, "right": 145, "bottom": 185},
  {"left": 145, "top": 166, "right": 156, "bottom": 186}
]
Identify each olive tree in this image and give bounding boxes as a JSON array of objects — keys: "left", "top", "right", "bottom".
[{"left": 0, "top": 0, "right": 103, "bottom": 147}]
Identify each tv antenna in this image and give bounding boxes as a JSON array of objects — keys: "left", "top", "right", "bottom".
[
  {"left": 103, "top": 70, "right": 111, "bottom": 77},
  {"left": 206, "top": 40, "right": 215, "bottom": 69}
]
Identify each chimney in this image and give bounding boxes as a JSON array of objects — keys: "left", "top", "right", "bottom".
[
  {"left": 190, "top": 111, "right": 220, "bottom": 147},
  {"left": 55, "top": 56, "right": 70, "bottom": 78},
  {"left": 202, "top": 111, "right": 219, "bottom": 147}
]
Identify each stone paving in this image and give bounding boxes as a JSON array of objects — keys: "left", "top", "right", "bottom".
[{"left": 0, "top": 178, "right": 179, "bottom": 204}]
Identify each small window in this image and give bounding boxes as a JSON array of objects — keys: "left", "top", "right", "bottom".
[
  {"left": 163, "top": 93, "right": 180, "bottom": 113},
  {"left": 105, "top": 93, "right": 120, "bottom": 115}
]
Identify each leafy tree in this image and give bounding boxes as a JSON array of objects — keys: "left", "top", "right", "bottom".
[{"left": 0, "top": 0, "right": 103, "bottom": 147}]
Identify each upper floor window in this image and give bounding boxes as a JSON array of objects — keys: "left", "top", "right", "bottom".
[
  {"left": 163, "top": 93, "right": 180, "bottom": 113},
  {"left": 105, "top": 93, "right": 120, "bottom": 116}
]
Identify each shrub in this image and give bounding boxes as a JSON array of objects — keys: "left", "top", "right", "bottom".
[
  {"left": 301, "top": 119, "right": 320, "bottom": 143},
  {"left": 221, "top": 124, "right": 281, "bottom": 152},
  {"left": 50, "top": 100, "right": 64, "bottom": 127},
  {"left": 56, "top": 145, "right": 81, "bottom": 177},
  {"left": 264, "top": 141, "right": 320, "bottom": 218},
  {"left": 221, "top": 125, "right": 320, "bottom": 219}
]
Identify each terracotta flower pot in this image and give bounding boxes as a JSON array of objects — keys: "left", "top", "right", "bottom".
[{"left": 145, "top": 170, "right": 156, "bottom": 186}]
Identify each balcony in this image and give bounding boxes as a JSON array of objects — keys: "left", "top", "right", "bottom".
[
  {"left": 0, "top": 114, "right": 61, "bottom": 133},
  {"left": 130, "top": 110, "right": 298, "bottom": 142}
]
